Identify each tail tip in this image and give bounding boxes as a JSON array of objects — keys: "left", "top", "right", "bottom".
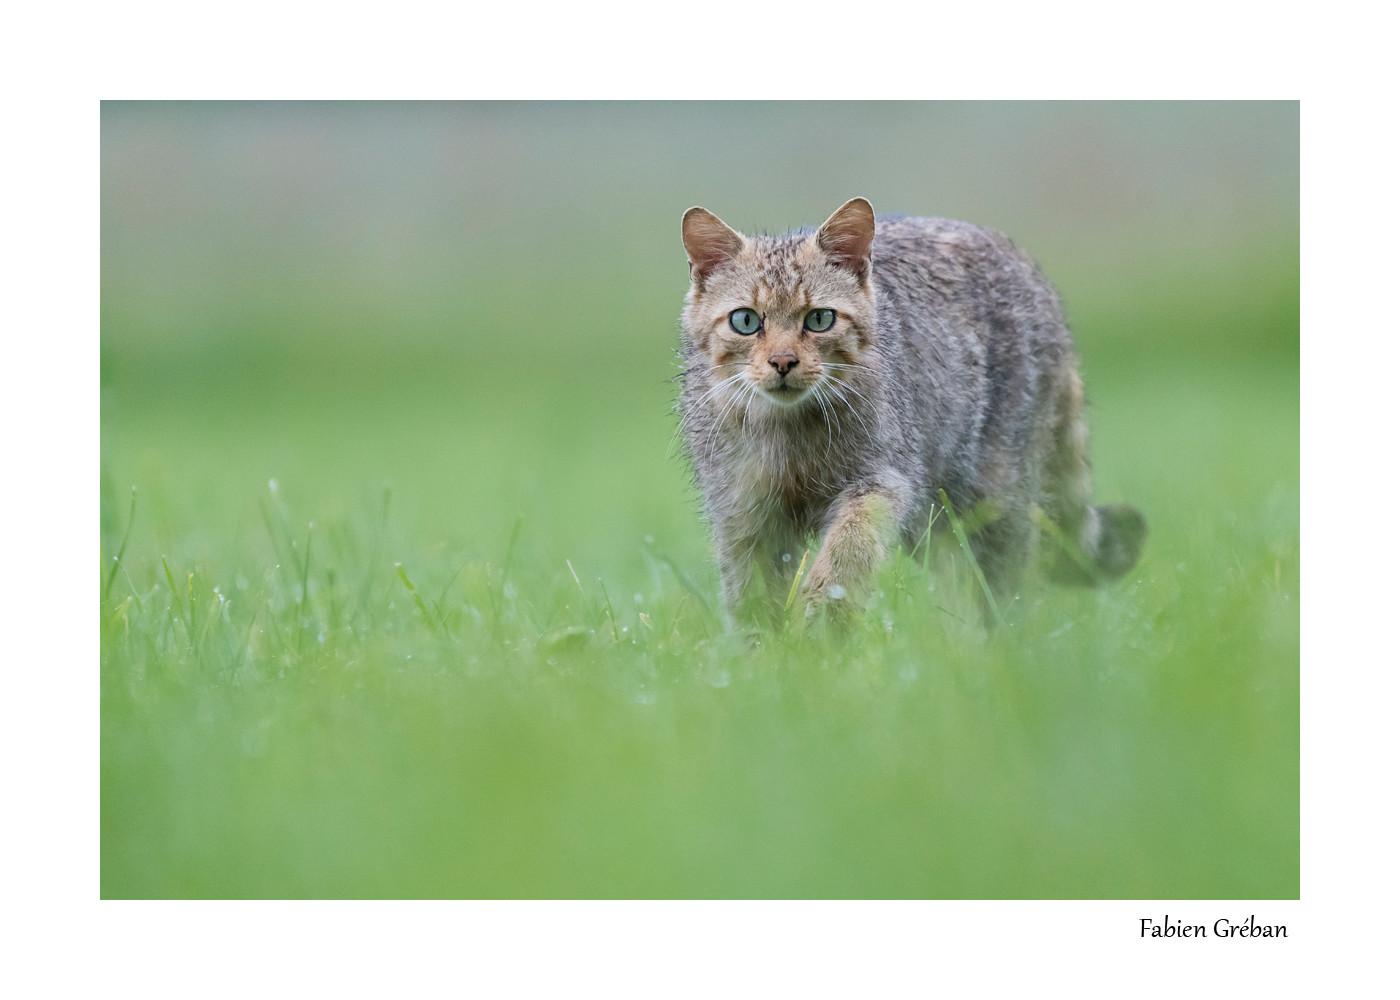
[{"left": 1093, "top": 503, "right": 1146, "bottom": 579}]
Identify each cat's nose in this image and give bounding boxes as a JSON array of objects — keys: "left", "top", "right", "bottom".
[{"left": 768, "top": 352, "right": 799, "bottom": 377}]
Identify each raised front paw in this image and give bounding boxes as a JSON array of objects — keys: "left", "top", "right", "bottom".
[{"left": 800, "top": 567, "right": 855, "bottom": 623}]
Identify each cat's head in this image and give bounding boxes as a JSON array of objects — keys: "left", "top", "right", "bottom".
[{"left": 680, "top": 198, "right": 877, "bottom": 413}]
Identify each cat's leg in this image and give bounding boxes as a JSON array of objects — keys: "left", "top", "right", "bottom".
[
  {"left": 725, "top": 532, "right": 805, "bottom": 627},
  {"left": 968, "top": 502, "right": 1033, "bottom": 625},
  {"left": 802, "top": 472, "right": 913, "bottom": 619},
  {"left": 713, "top": 504, "right": 795, "bottom": 627},
  {"left": 715, "top": 525, "right": 762, "bottom": 627},
  {"left": 1042, "top": 368, "right": 1146, "bottom": 584}
]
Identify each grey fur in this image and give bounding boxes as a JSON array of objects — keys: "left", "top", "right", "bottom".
[{"left": 677, "top": 202, "right": 1145, "bottom": 624}]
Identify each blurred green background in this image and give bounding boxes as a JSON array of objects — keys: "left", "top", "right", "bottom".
[{"left": 101, "top": 102, "right": 1298, "bottom": 898}]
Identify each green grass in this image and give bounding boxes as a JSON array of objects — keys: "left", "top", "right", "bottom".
[{"left": 100, "top": 285, "right": 1298, "bottom": 898}]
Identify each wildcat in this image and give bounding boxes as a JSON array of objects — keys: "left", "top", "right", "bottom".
[{"left": 676, "top": 197, "right": 1146, "bottom": 625}]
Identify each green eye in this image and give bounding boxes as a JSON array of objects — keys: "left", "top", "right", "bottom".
[
  {"left": 804, "top": 308, "right": 836, "bottom": 333},
  {"left": 729, "top": 308, "right": 762, "bottom": 335}
]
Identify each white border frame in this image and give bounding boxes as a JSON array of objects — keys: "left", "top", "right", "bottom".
[{"left": 7, "top": 0, "right": 1395, "bottom": 994}]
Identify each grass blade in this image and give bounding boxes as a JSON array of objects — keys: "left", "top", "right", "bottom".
[
  {"left": 296, "top": 524, "right": 314, "bottom": 657},
  {"left": 654, "top": 552, "right": 714, "bottom": 621},
  {"left": 103, "top": 487, "right": 138, "bottom": 604},
  {"left": 160, "top": 555, "right": 192, "bottom": 636},
  {"left": 783, "top": 547, "right": 811, "bottom": 615},
  {"left": 918, "top": 502, "right": 943, "bottom": 571},
  {"left": 491, "top": 515, "right": 524, "bottom": 640},
  {"left": 395, "top": 562, "right": 440, "bottom": 635},
  {"left": 598, "top": 579, "right": 621, "bottom": 642}
]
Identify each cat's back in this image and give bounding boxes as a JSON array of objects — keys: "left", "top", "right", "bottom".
[
  {"left": 867, "top": 213, "right": 1073, "bottom": 484},
  {"left": 871, "top": 213, "right": 1068, "bottom": 362},
  {"left": 873, "top": 215, "right": 1052, "bottom": 303}
]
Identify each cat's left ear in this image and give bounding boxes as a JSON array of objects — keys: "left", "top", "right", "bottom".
[{"left": 816, "top": 197, "right": 875, "bottom": 282}]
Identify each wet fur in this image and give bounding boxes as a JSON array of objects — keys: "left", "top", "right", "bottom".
[{"left": 677, "top": 199, "right": 1146, "bottom": 624}]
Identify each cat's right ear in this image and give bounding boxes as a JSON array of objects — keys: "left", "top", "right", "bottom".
[
  {"left": 816, "top": 197, "right": 876, "bottom": 282},
  {"left": 682, "top": 207, "right": 744, "bottom": 287}
]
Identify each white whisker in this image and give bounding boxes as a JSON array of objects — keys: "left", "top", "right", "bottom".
[
  {"left": 823, "top": 376, "right": 876, "bottom": 438},
  {"left": 669, "top": 370, "right": 749, "bottom": 457},
  {"left": 811, "top": 381, "right": 836, "bottom": 454},
  {"left": 703, "top": 375, "right": 753, "bottom": 464}
]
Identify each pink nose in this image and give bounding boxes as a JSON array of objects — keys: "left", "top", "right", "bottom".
[{"left": 768, "top": 352, "right": 799, "bottom": 377}]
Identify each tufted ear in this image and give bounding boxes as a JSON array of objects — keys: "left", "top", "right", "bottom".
[
  {"left": 682, "top": 206, "right": 744, "bottom": 285},
  {"left": 816, "top": 197, "right": 875, "bottom": 281}
]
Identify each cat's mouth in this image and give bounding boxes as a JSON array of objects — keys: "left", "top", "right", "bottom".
[{"left": 762, "top": 381, "right": 812, "bottom": 406}]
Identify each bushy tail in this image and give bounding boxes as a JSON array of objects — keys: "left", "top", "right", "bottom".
[{"left": 1042, "top": 368, "right": 1146, "bottom": 586}]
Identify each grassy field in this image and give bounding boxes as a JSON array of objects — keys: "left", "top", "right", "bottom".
[{"left": 100, "top": 103, "right": 1298, "bottom": 898}]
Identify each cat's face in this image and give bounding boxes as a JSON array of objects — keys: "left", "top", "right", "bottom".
[{"left": 681, "top": 198, "right": 877, "bottom": 414}]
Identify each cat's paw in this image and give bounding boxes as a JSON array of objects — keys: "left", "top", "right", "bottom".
[{"left": 801, "top": 574, "right": 856, "bottom": 626}]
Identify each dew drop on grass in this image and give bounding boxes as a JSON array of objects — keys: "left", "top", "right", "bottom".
[{"left": 826, "top": 584, "right": 847, "bottom": 601}]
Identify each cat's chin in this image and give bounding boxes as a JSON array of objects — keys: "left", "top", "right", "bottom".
[{"left": 759, "top": 384, "right": 813, "bottom": 409}]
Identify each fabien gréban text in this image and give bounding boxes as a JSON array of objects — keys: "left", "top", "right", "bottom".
[{"left": 1141, "top": 916, "right": 1287, "bottom": 939}]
